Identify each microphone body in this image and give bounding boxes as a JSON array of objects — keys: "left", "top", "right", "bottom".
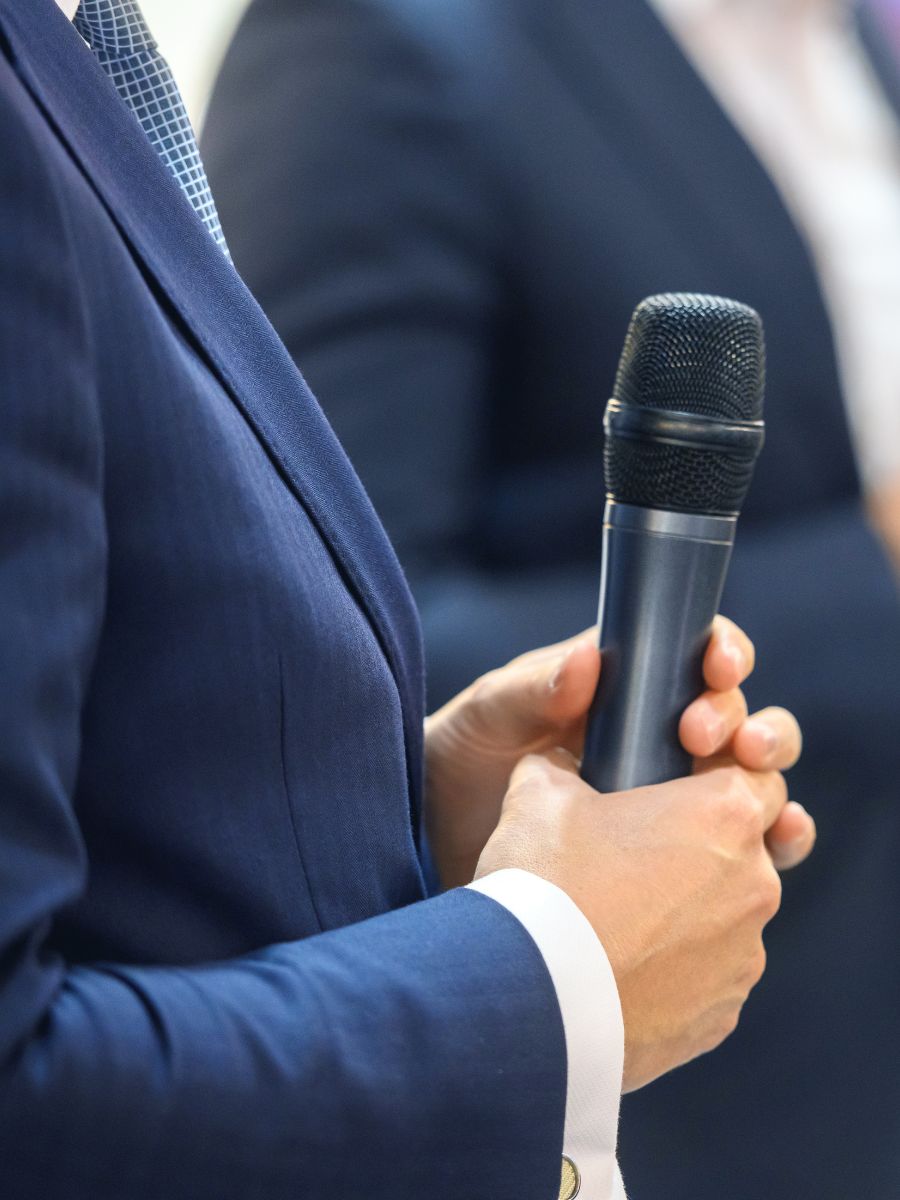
[
  {"left": 582, "top": 502, "right": 734, "bottom": 792},
  {"left": 580, "top": 293, "right": 765, "bottom": 794}
]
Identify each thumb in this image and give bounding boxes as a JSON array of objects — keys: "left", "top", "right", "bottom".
[{"left": 484, "top": 634, "right": 600, "bottom": 738}]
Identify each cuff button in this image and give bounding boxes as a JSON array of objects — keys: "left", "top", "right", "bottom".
[{"left": 559, "top": 1155, "right": 581, "bottom": 1200}]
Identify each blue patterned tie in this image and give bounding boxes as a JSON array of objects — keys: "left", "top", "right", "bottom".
[{"left": 74, "top": 0, "right": 230, "bottom": 259}]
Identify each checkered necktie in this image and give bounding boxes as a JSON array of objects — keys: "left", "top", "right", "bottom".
[{"left": 74, "top": 0, "right": 230, "bottom": 259}]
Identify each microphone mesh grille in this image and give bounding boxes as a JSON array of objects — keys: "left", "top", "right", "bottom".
[
  {"left": 606, "top": 294, "right": 765, "bottom": 514},
  {"left": 613, "top": 293, "right": 764, "bottom": 421},
  {"left": 605, "top": 438, "right": 759, "bottom": 515}
]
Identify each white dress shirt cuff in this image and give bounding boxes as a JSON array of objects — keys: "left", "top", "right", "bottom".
[{"left": 469, "top": 868, "right": 626, "bottom": 1199}]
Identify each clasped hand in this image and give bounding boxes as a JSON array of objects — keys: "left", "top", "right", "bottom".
[{"left": 424, "top": 618, "right": 815, "bottom": 1090}]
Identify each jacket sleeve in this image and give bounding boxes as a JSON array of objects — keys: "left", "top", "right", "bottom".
[
  {"left": 203, "top": 0, "right": 601, "bottom": 708},
  {"left": 0, "top": 58, "right": 569, "bottom": 1200}
]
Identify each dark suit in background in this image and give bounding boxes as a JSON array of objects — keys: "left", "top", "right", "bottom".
[
  {"left": 0, "top": 2, "right": 571, "bottom": 1195},
  {"left": 203, "top": 0, "right": 900, "bottom": 1195}
]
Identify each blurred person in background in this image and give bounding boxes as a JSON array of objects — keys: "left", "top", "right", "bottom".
[{"left": 203, "top": 0, "right": 900, "bottom": 1196}]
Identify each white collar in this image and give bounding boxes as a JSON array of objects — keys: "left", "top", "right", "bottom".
[{"left": 57, "top": 0, "right": 80, "bottom": 20}]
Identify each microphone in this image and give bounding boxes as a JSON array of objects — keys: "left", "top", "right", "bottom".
[{"left": 581, "top": 293, "right": 766, "bottom": 793}]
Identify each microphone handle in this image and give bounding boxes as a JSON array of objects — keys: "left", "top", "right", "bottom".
[{"left": 581, "top": 501, "right": 737, "bottom": 793}]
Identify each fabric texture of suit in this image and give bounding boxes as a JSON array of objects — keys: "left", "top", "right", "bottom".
[
  {"left": 0, "top": 2, "right": 571, "bottom": 1195},
  {"left": 203, "top": 1, "right": 900, "bottom": 1196}
]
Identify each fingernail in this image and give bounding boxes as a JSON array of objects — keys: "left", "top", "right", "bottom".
[
  {"left": 694, "top": 699, "right": 725, "bottom": 745},
  {"left": 548, "top": 649, "right": 571, "bottom": 692},
  {"left": 745, "top": 717, "right": 778, "bottom": 757},
  {"left": 725, "top": 640, "right": 746, "bottom": 673},
  {"left": 791, "top": 805, "right": 815, "bottom": 838},
  {"left": 782, "top": 834, "right": 811, "bottom": 864}
]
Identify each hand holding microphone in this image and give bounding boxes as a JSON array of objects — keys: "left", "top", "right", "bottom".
[
  {"left": 473, "top": 622, "right": 812, "bottom": 1091},
  {"left": 464, "top": 293, "right": 815, "bottom": 1090}
]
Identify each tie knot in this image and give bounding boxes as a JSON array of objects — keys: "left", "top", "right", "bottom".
[{"left": 74, "top": 0, "right": 156, "bottom": 57}]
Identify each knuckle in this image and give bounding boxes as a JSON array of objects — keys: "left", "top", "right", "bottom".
[
  {"left": 751, "top": 946, "right": 768, "bottom": 986},
  {"left": 722, "top": 1008, "right": 741, "bottom": 1039},
  {"left": 761, "top": 766, "right": 788, "bottom": 807},
  {"left": 693, "top": 1003, "right": 742, "bottom": 1058},
  {"left": 467, "top": 668, "right": 500, "bottom": 708},
  {"left": 752, "top": 863, "right": 783, "bottom": 920},
  {"left": 506, "top": 763, "right": 546, "bottom": 808},
  {"left": 716, "top": 770, "right": 763, "bottom": 832},
  {"left": 772, "top": 771, "right": 789, "bottom": 808},
  {"left": 508, "top": 754, "right": 568, "bottom": 809},
  {"left": 740, "top": 946, "right": 768, "bottom": 991},
  {"left": 513, "top": 775, "right": 544, "bottom": 806},
  {"left": 546, "top": 745, "right": 579, "bottom": 771},
  {"left": 711, "top": 1007, "right": 741, "bottom": 1048},
  {"left": 765, "top": 872, "right": 783, "bottom": 918}
]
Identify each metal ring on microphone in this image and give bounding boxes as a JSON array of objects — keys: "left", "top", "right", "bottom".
[{"left": 604, "top": 398, "right": 766, "bottom": 455}]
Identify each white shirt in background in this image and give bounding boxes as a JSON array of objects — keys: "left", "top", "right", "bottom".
[{"left": 652, "top": 0, "right": 900, "bottom": 491}]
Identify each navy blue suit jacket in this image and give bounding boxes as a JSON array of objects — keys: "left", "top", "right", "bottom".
[
  {"left": 204, "top": 1, "right": 900, "bottom": 1196},
  {"left": 0, "top": 2, "right": 570, "bottom": 1195}
]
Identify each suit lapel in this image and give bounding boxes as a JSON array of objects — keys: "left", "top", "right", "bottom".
[{"left": 0, "top": 0, "right": 425, "bottom": 824}]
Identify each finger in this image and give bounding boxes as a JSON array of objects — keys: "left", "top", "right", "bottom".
[
  {"left": 747, "top": 768, "right": 789, "bottom": 832},
  {"left": 543, "top": 638, "right": 601, "bottom": 724},
  {"left": 680, "top": 687, "right": 749, "bottom": 758},
  {"left": 475, "top": 635, "right": 600, "bottom": 740},
  {"left": 765, "top": 801, "right": 817, "bottom": 870},
  {"left": 506, "top": 627, "right": 597, "bottom": 671},
  {"left": 703, "top": 616, "right": 755, "bottom": 693},
  {"left": 732, "top": 707, "right": 803, "bottom": 772}
]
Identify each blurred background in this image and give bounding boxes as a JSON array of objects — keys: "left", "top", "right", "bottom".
[{"left": 142, "top": 0, "right": 246, "bottom": 126}]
